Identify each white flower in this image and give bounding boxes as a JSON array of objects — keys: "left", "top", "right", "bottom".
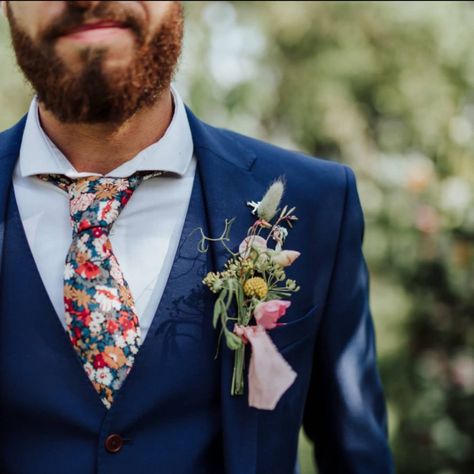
[
  {"left": 271, "top": 225, "right": 289, "bottom": 250},
  {"left": 125, "top": 329, "right": 139, "bottom": 345},
  {"left": 94, "top": 286, "right": 121, "bottom": 312},
  {"left": 89, "top": 320, "right": 102, "bottom": 335},
  {"left": 91, "top": 311, "right": 105, "bottom": 324},
  {"left": 100, "top": 177, "right": 128, "bottom": 192},
  {"left": 113, "top": 178, "right": 130, "bottom": 192},
  {"left": 77, "top": 237, "right": 91, "bottom": 254},
  {"left": 95, "top": 367, "right": 113, "bottom": 386},
  {"left": 93, "top": 235, "right": 109, "bottom": 257},
  {"left": 64, "top": 263, "right": 75, "bottom": 280},
  {"left": 246, "top": 200, "right": 261, "bottom": 216},
  {"left": 113, "top": 334, "right": 127, "bottom": 348}
]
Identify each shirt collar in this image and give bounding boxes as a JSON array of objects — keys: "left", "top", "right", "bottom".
[{"left": 18, "top": 84, "right": 194, "bottom": 179}]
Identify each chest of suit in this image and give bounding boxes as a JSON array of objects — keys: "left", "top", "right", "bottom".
[{"left": 0, "top": 167, "right": 224, "bottom": 474}]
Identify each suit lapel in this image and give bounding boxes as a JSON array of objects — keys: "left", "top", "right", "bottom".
[
  {"left": 0, "top": 116, "right": 27, "bottom": 274},
  {"left": 186, "top": 106, "right": 270, "bottom": 474}
]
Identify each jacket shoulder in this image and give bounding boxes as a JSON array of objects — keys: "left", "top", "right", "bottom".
[{"left": 217, "top": 127, "right": 349, "bottom": 191}]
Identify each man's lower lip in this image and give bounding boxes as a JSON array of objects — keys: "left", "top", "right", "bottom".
[{"left": 60, "top": 26, "right": 130, "bottom": 43}]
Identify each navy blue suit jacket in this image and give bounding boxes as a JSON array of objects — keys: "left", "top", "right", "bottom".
[{"left": 0, "top": 105, "right": 394, "bottom": 473}]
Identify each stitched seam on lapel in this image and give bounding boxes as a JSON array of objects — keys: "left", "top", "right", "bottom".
[{"left": 194, "top": 143, "right": 257, "bottom": 172}]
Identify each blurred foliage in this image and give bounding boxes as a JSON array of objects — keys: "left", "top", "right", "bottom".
[{"left": 1, "top": 2, "right": 473, "bottom": 473}]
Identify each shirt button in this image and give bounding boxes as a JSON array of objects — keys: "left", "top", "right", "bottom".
[{"left": 105, "top": 433, "right": 124, "bottom": 453}]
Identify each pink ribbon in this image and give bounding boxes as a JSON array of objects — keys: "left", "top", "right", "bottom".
[{"left": 234, "top": 324, "right": 297, "bottom": 410}]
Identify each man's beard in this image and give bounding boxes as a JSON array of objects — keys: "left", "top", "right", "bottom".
[{"left": 7, "top": 1, "right": 184, "bottom": 124}]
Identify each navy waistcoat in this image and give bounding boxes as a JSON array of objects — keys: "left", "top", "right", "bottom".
[{"left": 0, "top": 167, "right": 224, "bottom": 474}]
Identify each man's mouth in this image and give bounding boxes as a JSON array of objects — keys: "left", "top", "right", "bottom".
[{"left": 59, "top": 20, "right": 130, "bottom": 43}]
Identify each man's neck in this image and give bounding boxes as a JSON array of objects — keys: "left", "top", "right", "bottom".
[{"left": 37, "top": 89, "right": 174, "bottom": 175}]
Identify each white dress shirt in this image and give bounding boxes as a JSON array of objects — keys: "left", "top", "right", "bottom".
[{"left": 13, "top": 85, "right": 196, "bottom": 340}]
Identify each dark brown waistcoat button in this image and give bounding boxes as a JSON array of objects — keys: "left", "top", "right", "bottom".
[{"left": 105, "top": 433, "right": 124, "bottom": 453}]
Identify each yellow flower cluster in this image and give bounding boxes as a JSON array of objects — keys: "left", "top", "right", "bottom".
[{"left": 243, "top": 277, "right": 268, "bottom": 299}]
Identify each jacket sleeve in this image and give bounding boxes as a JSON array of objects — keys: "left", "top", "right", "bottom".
[{"left": 302, "top": 166, "right": 394, "bottom": 473}]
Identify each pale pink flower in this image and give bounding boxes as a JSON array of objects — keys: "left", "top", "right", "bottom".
[
  {"left": 239, "top": 235, "right": 267, "bottom": 257},
  {"left": 254, "top": 300, "right": 291, "bottom": 330},
  {"left": 107, "top": 178, "right": 129, "bottom": 192},
  {"left": 109, "top": 258, "right": 124, "bottom": 285},
  {"left": 70, "top": 193, "right": 95, "bottom": 214},
  {"left": 271, "top": 250, "right": 300, "bottom": 267}
]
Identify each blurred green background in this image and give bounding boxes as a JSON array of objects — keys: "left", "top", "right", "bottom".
[{"left": 1, "top": 1, "right": 473, "bottom": 473}]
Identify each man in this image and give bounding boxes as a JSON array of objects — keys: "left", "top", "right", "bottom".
[{"left": 0, "top": 1, "right": 394, "bottom": 473}]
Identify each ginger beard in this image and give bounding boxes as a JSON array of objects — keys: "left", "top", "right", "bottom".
[{"left": 6, "top": 1, "right": 184, "bottom": 124}]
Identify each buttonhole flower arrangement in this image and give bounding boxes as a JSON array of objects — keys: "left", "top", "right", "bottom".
[{"left": 196, "top": 179, "right": 301, "bottom": 409}]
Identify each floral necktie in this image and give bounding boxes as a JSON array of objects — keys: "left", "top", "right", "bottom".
[{"left": 38, "top": 172, "right": 161, "bottom": 408}]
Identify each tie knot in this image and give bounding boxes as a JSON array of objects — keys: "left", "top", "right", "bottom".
[
  {"left": 38, "top": 172, "right": 162, "bottom": 235},
  {"left": 69, "top": 176, "right": 138, "bottom": 235}
]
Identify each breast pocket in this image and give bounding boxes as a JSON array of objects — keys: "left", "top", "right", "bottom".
[{"left": 269, "top": 304, "right": 321, "bottom": 351}]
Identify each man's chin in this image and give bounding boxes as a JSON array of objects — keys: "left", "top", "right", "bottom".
[{"left": 54, "top": 32, "right": 135, "bottom": 73}]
